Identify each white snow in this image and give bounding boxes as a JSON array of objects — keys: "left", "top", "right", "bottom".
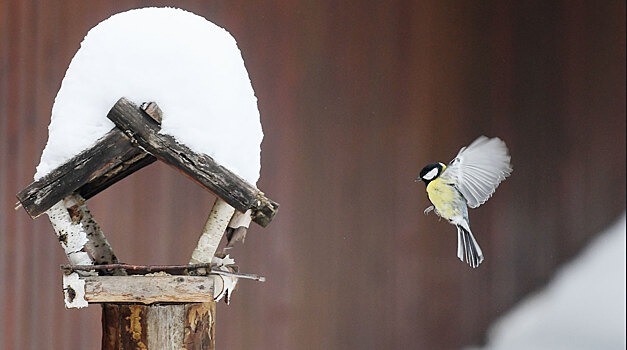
[
  {"left": 35, "top": 7, "right": 263, "bottom": 184},
  {"left": 470, "top": 213, "right": 626, "bottom": 350}
]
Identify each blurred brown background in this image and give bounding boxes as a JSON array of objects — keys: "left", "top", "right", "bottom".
[{"left": 1, "top": 1, "right": 624, "bottom": 349}]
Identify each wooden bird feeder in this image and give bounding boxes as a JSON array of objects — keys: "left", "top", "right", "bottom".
[{"left": 16, "top": 97, "right": 278, "bottom": 349}]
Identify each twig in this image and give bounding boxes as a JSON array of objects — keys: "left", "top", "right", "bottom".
[
  {"left": 211, "top": 269, "right": 266, "bottom": 282},
  {"left": 60, "top": 263, "right": 265, "bottom": 282}
]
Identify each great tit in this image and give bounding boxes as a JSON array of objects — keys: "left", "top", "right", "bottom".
[{"left": 417, "top": 136, "right": 512, "bottom": 268}]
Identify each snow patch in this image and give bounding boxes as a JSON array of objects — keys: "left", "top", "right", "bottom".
[
  {"left": 470, "top": 213, "right": 626, "bottom": 350},
  {"left": 35, "top": 7, "right": 262, "bottom": 184}
]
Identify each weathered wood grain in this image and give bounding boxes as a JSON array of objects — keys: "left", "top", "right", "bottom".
[
  {"left": 76, "top": 151, "right": 156, "bottom": 200},
  {"left": 101, "top": 303, "right": 215, "bottom": 350},
  {"left": 16, "top": 128, "right": 155, "bottom": 218},
  {"left": 106, "top": 97, "right": 278, "bottom": 227},
  {"left": 83, "top": 275, "right": 216, "bottom": 304}
]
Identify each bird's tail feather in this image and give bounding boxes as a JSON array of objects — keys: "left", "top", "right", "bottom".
[{"left": 456, "top": 224, "right": 484, "bottom": 268}]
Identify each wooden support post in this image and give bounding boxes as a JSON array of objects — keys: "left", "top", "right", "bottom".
[
  {"left": 189, "top": 198, "right": 236, "bottom": 307},
  {"left": 102, "top": 303, "right": 215, "bottom": 350},
  {"left": 63, "top": 194, "right": 119, "bottom": 266},
  {"left": 190, "top": 198, "right": 235, "bottom": 265},
  {"left": 46, "top": 199, "right": 95, "bottom": 266}
]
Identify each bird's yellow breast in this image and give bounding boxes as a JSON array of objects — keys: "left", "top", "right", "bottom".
[{"left": 426, "top": 178, "right": 462, "bottom": 220}]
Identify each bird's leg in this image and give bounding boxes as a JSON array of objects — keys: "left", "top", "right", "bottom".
[{"left": 423, "top": 205, "right": 435, "bottom": 215}]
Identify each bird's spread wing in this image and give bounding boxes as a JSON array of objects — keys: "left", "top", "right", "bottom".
[{"left": 440, "top": 136, "right": 512, "bottom": 208}]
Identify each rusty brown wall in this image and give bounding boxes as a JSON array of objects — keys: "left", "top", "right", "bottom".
[{"left": 1, "top": 1, "right": 625, "bottom": 349}]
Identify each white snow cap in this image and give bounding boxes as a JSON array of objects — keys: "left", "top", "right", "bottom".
[{"left": 35, "top": 7, "right": 263, "bottom": 184}]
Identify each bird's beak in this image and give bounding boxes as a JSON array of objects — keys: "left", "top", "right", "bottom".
[{"left": 415, "top": 177, "right": 421, "bottom": 182}]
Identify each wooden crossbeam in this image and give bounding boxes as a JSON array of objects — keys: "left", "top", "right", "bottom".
[
  {"left": 16, "top": 130, "right": 155, "bottom": 219},
  {"left": 106, "top": 98, "right": 278, "bottom": 227},
  {"left": 17, "top": 98, "right": 278, "bottom": 227},
  {"left": 17, "top": 103, "right": 164, "bottom": 218}
]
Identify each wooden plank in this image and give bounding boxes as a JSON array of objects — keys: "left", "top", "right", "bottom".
[
  {"left": 83, "top": 275, "right": 215, "bottom": 304},
  {"left": 16, "top": 128, "right": 155, "bottom": 218},
  {"left": 106, "top": 97, "right": 279, "bottom": 227}
]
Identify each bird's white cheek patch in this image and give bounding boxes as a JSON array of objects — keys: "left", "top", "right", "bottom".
[{"left": 423, "top": 168, "right": 439, "bottom": 181}]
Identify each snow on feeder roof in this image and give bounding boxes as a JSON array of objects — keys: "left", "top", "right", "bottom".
[{"left": 35, "top": 7, "right": 263, "bottom": 185}]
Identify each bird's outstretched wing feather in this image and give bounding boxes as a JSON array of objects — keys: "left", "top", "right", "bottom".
[{"left": 441, "top": 136, "right": 512, "bottom": 208}]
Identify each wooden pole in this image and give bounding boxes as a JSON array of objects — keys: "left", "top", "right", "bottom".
[
  {"left": 95, "top": 265, "right": 218, "bottom": 349},
  {"left": 102, "top": 303, "right": 215, "bottom": 350},
  {"left": 46, "top": 199, "right": 95, "bottom": 266},
  {"left": 190, "top": 198, "right": 235, "bottom": 265},
  {"left": 63, "top": 194, "right": 119, "bottom": 265}
]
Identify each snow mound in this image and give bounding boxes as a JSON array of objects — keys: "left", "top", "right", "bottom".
[
  {"left": 472, "top": 213, "right": 626, "bottom": 350},
  {"left": 35, "top": 7, "right": 262, "bottom": 184}
]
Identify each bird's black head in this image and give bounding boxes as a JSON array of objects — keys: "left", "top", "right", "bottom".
[{"left": 417, "top": 162, "right": 445, "bottom": 185}]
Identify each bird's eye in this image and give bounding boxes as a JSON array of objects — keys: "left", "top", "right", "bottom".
[{"left": 422, "top": 167, "right": 439, "bottom": 181}]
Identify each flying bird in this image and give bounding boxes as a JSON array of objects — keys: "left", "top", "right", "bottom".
[{"left": 417, "top": 136, "right": 512, "bottom": 268}]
